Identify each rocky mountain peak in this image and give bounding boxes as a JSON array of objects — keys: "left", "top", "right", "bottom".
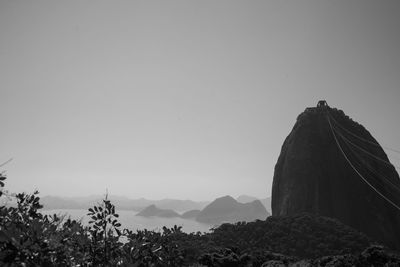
[{"left": 272, "top": 103, "right": 400, "bottom": 249}]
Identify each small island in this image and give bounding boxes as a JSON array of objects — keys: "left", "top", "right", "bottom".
[
  {"left": 180, "top": 209, "right": 201, "bottom": 219},
  {"left": 136, "top": 195, "right": 269, "bottom": 226},
  {"left": 196, "top": 195, "right": 269, "bottom": 225},
  {"left": 136, "top": 204, "right": 181, "bottom": 218}
]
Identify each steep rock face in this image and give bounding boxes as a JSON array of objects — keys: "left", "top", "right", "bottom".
[{"left": 272, "top": 105, "right": 400, "bottom": 250}]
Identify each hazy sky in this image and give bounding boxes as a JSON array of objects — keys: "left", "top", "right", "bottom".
[{"left": 1, "top": 0, "right": 400, "bottom": 201}]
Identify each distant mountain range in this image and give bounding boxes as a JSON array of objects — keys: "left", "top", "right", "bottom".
[
  {"left": 136, "top": 195, "right": 270, "bottom": 225},
  {"left": 181, "top": 209, "right": 201, "bottom": 219},
  {"left": 136, "top": 205, "right": 181, "bottom": 218},
  {"left": 196, "top": 195, "right": 269, "bottom": 224},
  {"left": 236, "top": 195, "right": 271, "bottom": 214},
  {"left": 40, "top": 195, "right": 210, "bottom": 212},
  {"left": 40, "top": 194, "right": 271, "bottom": 214}
]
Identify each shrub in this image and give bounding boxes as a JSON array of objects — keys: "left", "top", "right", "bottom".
[{"left": 1, "top": 174, "right": 399, "bottom": 266}]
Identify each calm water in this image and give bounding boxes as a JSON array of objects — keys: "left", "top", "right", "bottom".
[{"left": 42, "top": 209, "right": 212, "bottom": 233}]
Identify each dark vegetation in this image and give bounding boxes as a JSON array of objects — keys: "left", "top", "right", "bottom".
[{"left": 1, "top": 175, "right": 400, "bottom": 266}]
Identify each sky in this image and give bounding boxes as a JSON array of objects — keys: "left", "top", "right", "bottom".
[{"left": 1, "top": 0, "right": 400, "bottom": 201}]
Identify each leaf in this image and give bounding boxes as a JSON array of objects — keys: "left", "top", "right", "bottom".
[{"left": 115, "top": 228, "right": 121, "bottom": 236}]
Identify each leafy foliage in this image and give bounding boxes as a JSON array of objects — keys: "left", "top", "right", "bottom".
[
  {"left": 87, "top": 194, "right": 122, "bottom": 265},
  {"left": 1, "top": 175, "right": 399, "bottom": 266},
  {"left": 208, "top": 214, "right": 372, "bottom": 259},
  {"left": 0, "top": 176, "right": 91, "bottom": 266}
]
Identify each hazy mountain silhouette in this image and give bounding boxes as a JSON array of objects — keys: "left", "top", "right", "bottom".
[
  {"left": 135, "top": 195, "right": 269, "bottom": 224},
  {"left": 41, "top": 195, "right": 273, "bottom": 213},
  {"left": 151, "top": 199, "right": 209, "bottom": 212},
  {"left": 40, "top": 196, "right": 85, "bottom": 209},
  {"left": 236, "top": 194, "right": 258, "bottom": 203},
  {"left": 136, "top": 204, "right": 181, "bottom": 218},
  {"left": 261, "top": 197, "right": 271, "bottom": 214},
  {"left": 272, "top": 103, "right": 400, "bottom": 250},
  {"left": 236, "top": 195, "right": 271, "bottom": 214},
  {"left": 181, "top": 209, "right": 201, "bottom": 219},
  {"left": 40, "top": 195, "right": 209, "bottom": 212},
  {"left": 196, "top": 195, "right": 269, "bottom": 225}
]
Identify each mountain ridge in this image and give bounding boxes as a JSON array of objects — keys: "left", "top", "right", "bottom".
[
  {"left": 136, "top": 204, "right": 181, "bottom": 218},
  {"left": 40, "top": 194, "right": 271, "bottom": 213},
  {"left": 40, "top": 195, "right": 210, "bottom": 212},
  {"left": 196, "top": 195, "right": 269, "bottom": 224}
]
